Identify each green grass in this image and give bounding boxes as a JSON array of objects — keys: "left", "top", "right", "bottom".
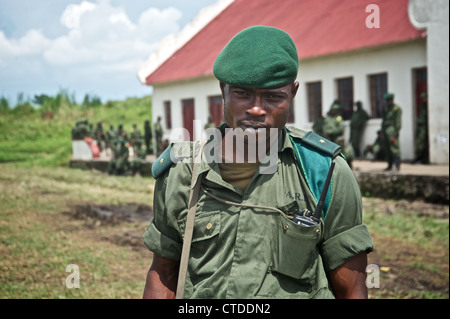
[{"left": 0, "top": 164, "right": 155, "bottom": 299}]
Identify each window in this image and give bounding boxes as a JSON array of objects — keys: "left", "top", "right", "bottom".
[
  {"left": 369, "top": 73, "right": 387, "bottom": 118},
  {"left": 182, "top": 98, "right": 195, "bottom": 141},
  {"left": 164, "top": 101, "right": 172, "bottom": 129},
  {"left": 208, "top": 95, "right": 223, "bottom": 126},
  {"left": 337, "top": 77, "right": 353, "bottom": 120},
  {"left": 306, "top": 82, "right": 322, "bottom": 123}
]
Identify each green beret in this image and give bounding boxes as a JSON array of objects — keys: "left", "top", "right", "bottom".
[
  {"left": 384, "top": 93, "right": 394, "bottom": 100},
  {"left": 331, "top": 103, "right": 340, "bottom": 110},
  {"left": 213, "top": 26, "right": 299, "bottom": 88}
]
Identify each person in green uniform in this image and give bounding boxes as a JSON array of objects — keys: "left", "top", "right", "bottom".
[
  {"left": 130, "top": 123, "right": 142, "bottom": 146},
  {"left": 154, "top": 116, "right": 163, "bottom": 157},
  {"left": 364, "top": 130, "right": 386, "bottom": 161},
  {"left": 130, "top": 139, "right": 147, "bottom": 175},
  {"left": 381, "top": 93, "right": 402, "bottom": 171},
  {"left": 105, "top": 124, "right": 116, "bottom": 156},
  {"left": 322, "top": 103, "right": 344, "bottom": 144},
  {"left": 413, "top": 92, "right": 428, "bottom": 164},
  {"left": 142, "top": 26, "right": 373, "bottom": 299},
  {"left": 350, "top": 101, "right": 369, "bottom": 158},
  {"left": 144, "top": 120, "right": 153, "bottom": 155},
  {"left": 108, "top": 137, "right": 129, "bottom": 175}
]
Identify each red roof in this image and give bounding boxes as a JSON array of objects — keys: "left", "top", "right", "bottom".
[{"left": 144, "top": 0, "right": 426, "bottom": 85}]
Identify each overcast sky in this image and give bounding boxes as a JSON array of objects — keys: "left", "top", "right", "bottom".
[{"left": 0, "top": 0, "right": 218, "bottom": 105}]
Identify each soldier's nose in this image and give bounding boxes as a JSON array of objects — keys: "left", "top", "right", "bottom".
[{"left": 246, "top": 106, "right": 266, "bottom": 117}]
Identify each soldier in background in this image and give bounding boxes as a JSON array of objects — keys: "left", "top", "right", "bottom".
[
  {"left": 381, "top": 93, "right": 402, "bottom": 171},
  {"left": 130, "top": 139, "right": 147, "bottom": 175},
  {"left": 130, "top": 123, "right": 142, "bottom": 146},
  {"left": 364, "top": 130, "right": 387, "bottom": 161},
  {"left": 154, "top": 116, "right": 163, "bottom": 157},
  {"left": 413, "top": 92, "right": 428, "bottom": 164},
  {"left": 349, "top": 101, "right": 369, "bottom": 158},
  {"left": 105, "top": 124, "right": 116, "bottom": 156},
  {"left": 323, "top": 103, "right": 344, "bottom": 144},
  {"left": 108, "top": 138, "right": 130, "bottom": 176},
  {"left": 144, "top": 120, "right": 153, "bottom": 155},
  {"left": 94, "top": 121, "right": 105, "bottom": 153}
]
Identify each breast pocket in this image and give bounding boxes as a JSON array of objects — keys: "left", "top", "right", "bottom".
[
  {"left": 271, "top": 213, "right": 321, "bottom": 281},
  {"left": 178, "top": 211, "right": 221, "bottom": 276}
]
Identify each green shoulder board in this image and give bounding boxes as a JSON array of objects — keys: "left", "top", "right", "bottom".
[
  {"left": 286, "top": 126, "right": 342, "bottom": 219},
  {"left": 151, "top": 144, "right": 174, "bottom": 179}
]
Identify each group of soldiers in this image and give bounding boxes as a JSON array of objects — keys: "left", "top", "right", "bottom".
[
  {"left": 71, "top": 119, "right": 158, "bottom": 176},
  {"left": 312, "top": 100, "right": 367, "bottom": 168},
  {"left": 312, "top": 92, "right": 428, "bottom": 171}
]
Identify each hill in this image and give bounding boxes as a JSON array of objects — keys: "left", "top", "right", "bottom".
[{"left": 0, "top": 93, "right": 152, "bottom": 167}]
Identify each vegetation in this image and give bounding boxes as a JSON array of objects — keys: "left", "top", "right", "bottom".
[{"left": 0, "top": 90, "right": 152, "bottom": 167}]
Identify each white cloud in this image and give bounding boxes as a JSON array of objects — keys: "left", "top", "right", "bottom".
[
  {"left": 0, "top": 29, "right": 51, "bottom": 57},
  {"left": 1, "top": 0, "right": 182, "bottom": 78},
  {"left": 60, "top": 1, "right": 97, "bottom": 30}
]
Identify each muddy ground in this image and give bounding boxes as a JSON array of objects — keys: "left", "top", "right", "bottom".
[{"left": 65, "top": 199, "right": 449, "bottom": 299}]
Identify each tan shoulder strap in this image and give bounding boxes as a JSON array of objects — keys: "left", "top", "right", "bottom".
[{"left": 176, "top": 140, "right": 206, "bottom": 299}]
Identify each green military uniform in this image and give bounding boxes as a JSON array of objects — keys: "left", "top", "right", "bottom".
[
  {"left": 130, "top": 124, "right": 142, "bottom": 146},
  {"left": 322, "top": 105, "right": 344, "bottom": 144},
  {"left": 108, "top": 138, "right": 129, "bottom": 175},
  {"left": 364, "top": 130, "right": 386, "bottom": 161},
  {"left": 130, "top": 140, "right": 147, "bottom": 175},
  {"left": 105, "top": 125, "right": 116, "bottom": 153},
  {"left": 350, "top": 103, "right": 369, "bottom": 158},
  {"left": 414, "top": 93, "right": 428, "bottom": 163},
  {"left": 154, "top": 119, "right": 163, "bottom": 157},
  {"left": 381, "top": 93, "right": 402, "bottom": 170},
  {"left": 143, "top": 124, "right": 373, "bottom": 298}
]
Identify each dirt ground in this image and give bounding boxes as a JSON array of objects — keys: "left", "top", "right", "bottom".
[{"left": 65, "top": 198, "right": 449, "bottom": 299}]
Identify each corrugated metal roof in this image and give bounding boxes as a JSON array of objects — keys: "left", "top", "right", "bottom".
[{"left": 144, "top": 0, "right": 426, "bottom": 85}]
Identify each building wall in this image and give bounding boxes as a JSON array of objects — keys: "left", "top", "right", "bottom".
[
  {"left": 409, "top": 0, "right": 449, "bottom": 164},
  {"left": 152, "top": 39, "right": 435, "bottom": 162},
  {"left": 298, "top": 40, "right": 427, "bottom": 161}
]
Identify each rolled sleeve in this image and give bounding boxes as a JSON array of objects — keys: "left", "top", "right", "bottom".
[
  {"left": 142, "top": 220, "right": 182, "bottom": 261},
  {"left": 320, "top": 224, "right": 373, "bottom": 272}
]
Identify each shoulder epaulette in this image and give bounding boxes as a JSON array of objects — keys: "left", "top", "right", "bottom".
[
  {"left": 151, "top": 141, "right": 195, "bottom": 179},
  {"left": 151, "top": 143, "right": 174, "bottom": 179},
  {"left": 286, "top": 126, "right": 341, "bottom": 158}
]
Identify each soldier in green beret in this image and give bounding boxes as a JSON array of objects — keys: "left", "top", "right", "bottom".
[
  {"left": 142, "top": 26, "right": 373, "bottom": 299},
  {"left": 381, "top": 93, "right": 402, "bottom": 171}
]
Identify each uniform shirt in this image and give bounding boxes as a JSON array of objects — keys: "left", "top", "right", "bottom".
[{"left": 142, "top": 126, "right": 373, "bottom": 298}]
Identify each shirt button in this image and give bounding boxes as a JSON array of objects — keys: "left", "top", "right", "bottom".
[{"left": 206, "top": 222, "right": 212, "bottom": 230}]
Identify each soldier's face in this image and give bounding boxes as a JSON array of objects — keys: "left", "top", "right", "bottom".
[{"left": 220, "top": 82, "right": 299, "bottom": 140}]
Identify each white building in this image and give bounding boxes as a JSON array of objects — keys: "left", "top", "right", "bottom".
[{"left": 138, "top": 0, "right": 449, "bottom": 164}]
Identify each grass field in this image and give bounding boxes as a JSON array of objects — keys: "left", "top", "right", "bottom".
[
  {"left": 0, "top": 164, "right": 448, "bottom": 299},
  {"left": 0, "top": 164, "right": 154, "bottom": 298}
]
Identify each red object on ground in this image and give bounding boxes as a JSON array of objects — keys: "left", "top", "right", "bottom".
[{"left": 84, "top": 137, "right": 100, "bottom": 158}]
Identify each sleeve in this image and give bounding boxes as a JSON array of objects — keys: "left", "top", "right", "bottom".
[
  {"left": 319, "top": 156, "right": 374, "bottom": 272},
  {"left": 142, "top": 173, "right": 183, "bottom": 261}
]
